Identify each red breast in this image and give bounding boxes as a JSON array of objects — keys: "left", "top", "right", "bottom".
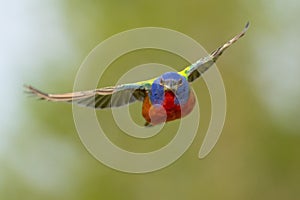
[{"left": 142, "top": 90, "right": 196, "bottom": 125}]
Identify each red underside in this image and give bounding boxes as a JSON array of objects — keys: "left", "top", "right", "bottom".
[{"left": 142, "top": 91, "right": 196, "bottom": 125}]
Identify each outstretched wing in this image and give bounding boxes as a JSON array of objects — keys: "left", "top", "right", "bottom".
[
  {"left": 179, "top": 22, "right": 249, "bottom": 82},
  {"left": 25, "top": 80, "right": 153, "bottom": 109}
]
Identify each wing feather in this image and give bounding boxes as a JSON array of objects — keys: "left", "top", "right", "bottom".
[{"left": 25, "top": 81, "right": 152, "bottom": 109}]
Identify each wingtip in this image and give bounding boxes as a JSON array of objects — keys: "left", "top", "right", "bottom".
[
  {"left": 23, "top": 84, "right": 34, "bottom": 94},
  {"left": 23, "top": 84, "right": 49, "bottom": 100},
  {"left": 243, "top": 21, "right": 250, "bottom": 34},
  {"left": 211, "top": 22, "right": 250, "bottom": 59},
  {"left": 245, "top": 21, "right": 250, "bottom": 29},
  {"left": 23, "top": 84, "right": 31, "bottom": 90},
  {"left": 237, "top": 21, "right": 250, "bottom": 40},
  {"left": 23, "top": 84, "right": 36, "bottom": 93}
]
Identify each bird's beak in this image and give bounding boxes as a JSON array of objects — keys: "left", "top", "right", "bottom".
[{"left": 164, "top": 85, "right": 177, "bottom": 93}]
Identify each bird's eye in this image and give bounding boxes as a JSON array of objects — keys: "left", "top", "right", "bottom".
[
  {"left": 178, "top": 78, "right": 183, "bottom": 85},
  {"left": 159, "top": 78, "right": 164, "bottom": 86}
]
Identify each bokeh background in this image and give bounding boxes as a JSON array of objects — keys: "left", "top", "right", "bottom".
[{"left": 1, "top": 0, "right": 300, "bottom": 199}]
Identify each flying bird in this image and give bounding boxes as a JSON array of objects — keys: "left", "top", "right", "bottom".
[{"left": 25, "top": 22, "right": 249, "bottom": 126}]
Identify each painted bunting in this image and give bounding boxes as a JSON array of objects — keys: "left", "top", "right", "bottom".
[{"left": 26, "top": 23, "right": 249, "bottom": 126}]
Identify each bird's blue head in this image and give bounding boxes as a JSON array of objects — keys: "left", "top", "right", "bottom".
[{"left": 150, "top": 72, "right": 190, "bottom": 105}]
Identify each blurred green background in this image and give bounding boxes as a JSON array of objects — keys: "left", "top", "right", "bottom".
[{"left": 1, "top": 0, "right": 300, "bottom": 199}]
